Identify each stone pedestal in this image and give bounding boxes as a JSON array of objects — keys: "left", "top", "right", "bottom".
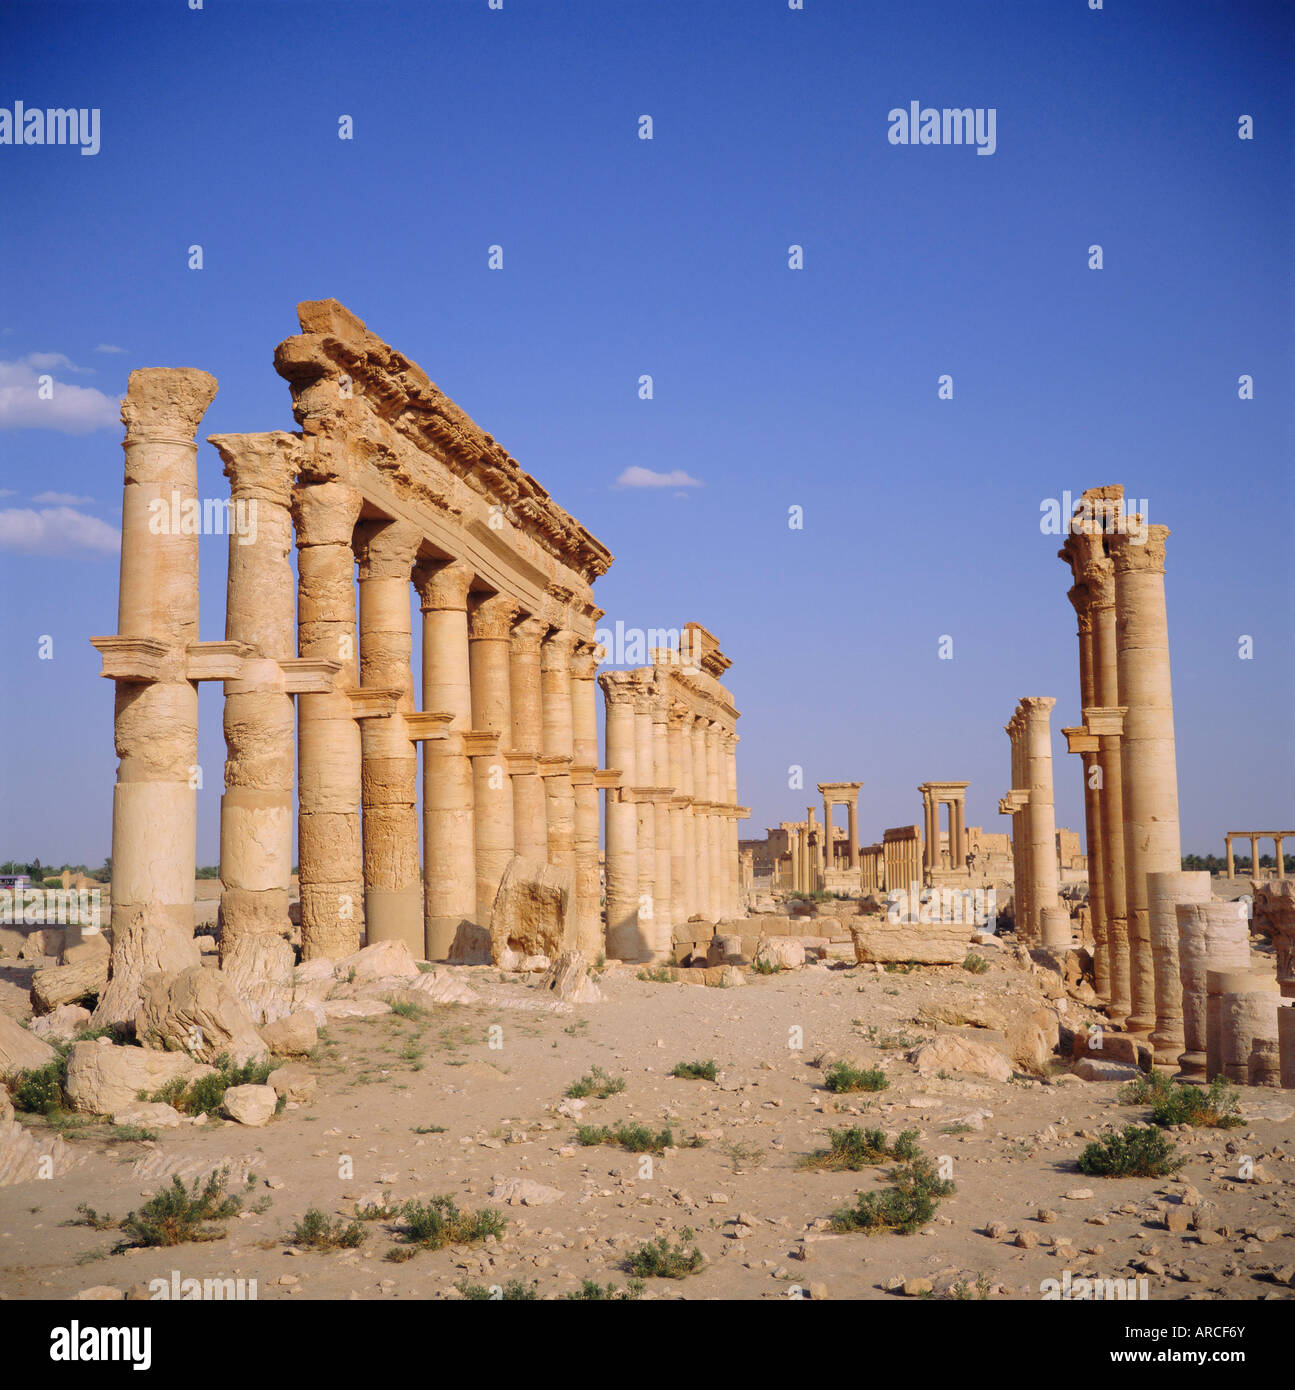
[
  {"left": 1220, "top": 979, "right": 1279, "bottom": 1084},
  {"left": 1177, "top": 899, "right": 1249, "bottom": 1081},
  {"left": 1146, "top": 870, "right": 1212, "bottom": 1066}
]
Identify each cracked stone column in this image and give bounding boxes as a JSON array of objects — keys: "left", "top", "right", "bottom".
[
  {"left": 468, "top": 591, "right": 517, "bottom": 924},
  {"left": 93, "top": 369, "right": 216, "bottom": 1024},
  {"left": 632, "top": 682, "right": 658, "bottom": 941},
  {"left": 692, "top": 714, "right": 711, "bottom": 918},
  {"left": 1146, "top": 870, "right": 1212, "bottom": 1067},
  {"left": 1177, "top": 899, "right": 1249, "bottom": 1081},
  {"left": 678, "top": 709, "right": 698, "bottom": 920},
  {"left": 847, "top": 793, "right": 859, "bottom": 871},
  {"left": 293, "top": 479, "right": 365, "bottom": 960},
  {"left": 416, "top": 559, "right": 476, "bottom": 958},
  {"left": 647, "top": 684, "right": 673, "bottom": 955},
  {"left": 1111, "top": 524, "right": 1181, "bottom": 1038},
  {"left": 600, "top": 671, "right": 639, "bottom": 960},
  {"left": 210, "top": 431, "right": 298, "bottom": 955},
  {"left": 356, "top": 519, "right": 423, "bottom": 954},
  {"left": 1020, "top": 698, "right": 1067, "bottom": 949},
  {"left": 570, "top": 642, "right": 602, "bottom": 957},
  {"left": 706, "top": 723, "right": 725, "bottom": 913},
  {"left": 1220, "top": 977, "right": 1280, "bottom": 1084},
  {"left": 724, "top": 729, "right": 740, "bottom": 915},
  {"left": 508, "top": 616, "right": 549, "bottom": 863},
  {"left": 541, "top": 627, "right": 578, "bottom": 879},
  {"left": 668, "top": 703, "right": 690, "bottom": 934}
]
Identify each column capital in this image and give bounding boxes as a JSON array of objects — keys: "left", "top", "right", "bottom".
[
  {"left": 1080, "top": 555, "right": 1117, "bottom": 609},
  {"left": 541, "top": 627, "right": 579, "bottom": 669},
  {"left": 570, "top": 642, "right": 601, "bottom": 681},
  {"left": 121, "top": 367, "right": 217, "bottom": 444},
  {"left": 667, "top": 700, "right": 691, "bottom": 727},
  {"left": 414, "top": 557, "right": 474, "bottom": 612},
  {"left": 292, "top": 478, "right": 364, "bottom": 548},
  {"left": 468, "top": 591, "right": 518, "bottom": 639},
  {"left": 1019, "top": 696, "right": 1057, "bottom": 721},
  {"left": 598, "top": 669, "right": 638, "bottom": 705},
  {"left": 1110, "top": 525, "right": 1169, "bottom": 575},
  {"left": 511, "top": 614, "right": 549, "bottom": 649},
  {"left": 355, "top": 518, "right": 423, "bottom": 579},
  {"left": 208, "top": 431, "right": 300, "bottom": 506}
]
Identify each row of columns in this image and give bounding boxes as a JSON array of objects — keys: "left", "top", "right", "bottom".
[
  {"left": 1059, "top": 490, "right": 1183, "bottom": 1056},
  {"left": 601, "top": 668, "right": 741, "bottom": 962},
  {"left": 882, "top": 825, "right": 923, "bottom": 895},
  {"left": 1225, "top": 832, "right": 1290, "bottom": 879},
  {"left": 818, "top": 783, "right": 862, "bottom": 872},
  {"left": 919, "top": 782, "right": 968, "bottom": 873},
  {"left": 1000, "top": 698, "right": 1068, "bottom": 950}
]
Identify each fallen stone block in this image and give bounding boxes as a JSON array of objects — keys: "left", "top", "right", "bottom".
[
  {"left": 910, "top": 1033, "right": 1013, "bottom": 1082},
  {"left": 849, "top": 920, "right": 974, "bottom": 965},
  {"left": 222, "top": 1083, "right": 278, "bottom": 1126},
  {"left": 0, "top": 1013, "right": 57, "bottom": 1082},
  {"left": 135, "top": 965, "right": 267, "bottom": 1066},
  {"left": 489, "top": 856, "right": 573, "bottom": 963},
  {"left": 64, "top": 1040, "right": 214, "bottom": 1116}
]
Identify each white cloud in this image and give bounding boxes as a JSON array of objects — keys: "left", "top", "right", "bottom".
[
  {"left": 0, "top": 355, "right": 120, "bottom": 433},
  {"left": 0, "top": 488, "right": 15, "bottom": 498},
  {"left": 32, "top": 490, "right": 95, "bottom": 505},
  {"left": 0, "top": 506, "right": 119, "bottom": 555},
  {"left": 615, "top": 466, "right": 703, "bottom": 489},
  {"left": 95, "top": 344, "right": 128, "bottom": 355}
]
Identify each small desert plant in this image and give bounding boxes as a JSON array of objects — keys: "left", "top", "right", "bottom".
[
  {"left": 670, "top": 1060, "right": 717, "bottom": 1082},
  {"left": 565, "top": 1065, "right": 626, "bottom": 1099},
  {"left": 291, "top": 1209, "right": 367, "bottom": 1251},
  {"left": 353, "top": 1196, "right": 403, "bottom": 1221},
  {"left": 456, "top": 1278, "right": 538, "bottom": 1300},
  {"left": 576, "top": 1123, "right": 676, "bottom": 1155},
  {"left": 564, "top": 1278, "right": 645, "bottom": 1301},
  {"left": 1077, "top": 1125, "right": 1184, "bottom": 1178},
  {"left": 412, "top": 1124, "right": 446, "bottom": 1135},
  {"left": 12, "top": 1056, "right": 69, "bottom": 1115},
  {"left": 118, "top": 1168, "right": 241, "bottom": 1248},
  {"left": 1148, "top": 1076, "right": 1243, "bottom": 1130},
  {"left": 822, "top": 1061, "right": 889, "bottom": 1094},
  {"left": 719, "top": 1138, "right": 766, "bottom": 1173},
  {"left": 962, "top": 953, "right": 991, "bottom": 975},
  {"left": 636, "top": 966, "right": 675, "bottom": 984},
  {"left": 389, "top": 1000, "right": 428, "bottom": 1021},
  {"left": 829, "top": 1154, "right": 955, "bottom": 1235},
  {"left": 625, "top": 1229, "right": 704, "bottom": 1279},
  {"left": 65, "top": 1203, "right": 117, "bottom": 1230},
  {"left": 750, "top": 958, "right": 782, "bottom": 976},
  {"left": 386, "top": 1196, "right": 506, "bottom": 1258},
  {"left": 147, "top": 1053, "right": 275, "bottom": 1117},
  {"left": 800, "top": 1126, "right": 920, "bottom": 1172},
  {"left": 1116, "top": 1069, "right": 1173, "bottom": 1105}
]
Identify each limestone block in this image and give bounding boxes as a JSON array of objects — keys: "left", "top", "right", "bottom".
[
  {"left": 1072, "top": 1058, "right": 1143, "bottom": 1083},
  {"left": 221, "top": 933, "right": 297, "bottom": 1025},
  {"left": 849, "top": 920, "right": 973, "bottom": 965},
  {"left": 92, "top": 920, "right": 202, "bottom": 1028},
  {"left": 755, "top": 938, "right": 805, "bottom": 970},
  {"left": 222, "top": 1084, "right": 277, "bottom": 1126},
  {"left": 405, "top": 970, "right": 480, "bottom": 1005},
  {"left": 0, "top": 1085, "right": 12, "bottom": 1123},
  {"left": 910, "top": 1033, "right": 1012, "bottom": 1082},
  {"left": 0, "top": 1013, "right": 57, "bottom": 1082},
  {"left": 30, "top": 957, "right": 109, "bottom": 1015},
  {"left": 1005, "top": 1007, "right": 1059, "bottom": 1074},
  {"left": 488, "top": 856, "right": 574, "bottom": 963},
  {"left": 111, "top": 1101, "right": 184, "bottom": 1129},
  {"left": 258, "top": 1011, "right": 318, "bottom": 1058},
  {"left": 29, "top": 1004, "right": 93, "bottom": 1042},
  {"left": 538, "top": 951, "right": 603, "bottom": 1004},
  {"left": 62, "top": 933, "right": 110, "bottom": 967},
  {"left": 64, "top": 1041, "right": 214, "bottom": 1115},
  {"left": 135, "top": 965, "right": 267, "bottom": 1066},
  {"left": 918, "top": 1000, "right": 1010, "bottom": 1032},
  {"left": 322, "top": 998, "right": 391, "bottom": 1019},
  {"left": 336, "top": 939, "right": 422, "bottom": 982},
  {"left": 267, "top": 1063, "right": 316, "bottom": 1102},
  {"left": 0, "top": 1117, "right": 81, "bottom": 1186},
  {"left": 447, "top": 922, "right": 492, "bottom": 965},
  {"left": 1071, "top": 1027, "right": 1152, "bottom": 1071}
]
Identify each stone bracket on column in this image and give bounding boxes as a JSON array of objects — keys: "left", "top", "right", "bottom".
[
  {"left": 463, "top": 730, "right": 501, "bottom": 758},
  {"left": 1083, "top": 705, "right": 1127, "bottom": 737},
  {"left": 538, "top": 754, "right": 574, "bottom": 777},
  {"left": 507, "top": 753, "right": 540, "bottom": 776},
  {"left": 89, "top": 635, "right": 171, "bottom": 682},
  {"left": 350, "top": 688, "right": 402, "bottom": 720},
  {"left": 279, "top": 657, "right": 343, "bottom": 694},
  {"left": 998, "top": 789, "right": 1030, "bottom": 815},
  {"left": 593, "top": 769, "right": 621, "bottom": 790},
  {"left": 1061, "top": 726, "right": 1100, "bottom": 755},
  {"left": 185, "top": 640, "right": 256, "bottom": 682},
  {"left": 405, "top": 710, "right": 455, "bottom": 742}
]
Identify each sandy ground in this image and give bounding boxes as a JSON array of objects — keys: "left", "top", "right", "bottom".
[{"left": 1, "top": 948, "right": 1292, "bottom": 1303}]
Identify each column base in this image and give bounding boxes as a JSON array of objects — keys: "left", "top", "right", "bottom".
[{"left": 364, "top": 886, "right": 425, "bottom": 959}]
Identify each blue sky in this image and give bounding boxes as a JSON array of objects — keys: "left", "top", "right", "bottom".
[{"left": 1, "top": 0, "right": 1291, "bottom": 867}]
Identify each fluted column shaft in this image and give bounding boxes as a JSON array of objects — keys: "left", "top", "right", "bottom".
[
  {"left": 725, "top": 730, "right": 740, "bottom": 915},
  {"left": 648, "top": 687, "right": 673, "bottom": 954},
  {"left": 468, "top": 592, "right": 517, "bottom": 923},
  {"left": 509, "top": 616, "right": 549, "bottom": 862},
  {"left": 541, "top": 628, "right": 578, "bottom": 879},
  {"left": 601, "top": 672, "right": 640, "bottom": 960},
  {"left": 692, "top": 715, "right": 711, "bottom": 916},
  {"left": 676, "top": 708, "right": 697, "bottom": 922},
  {"left": 417, "top": 559, "right": 476, "bottom": 957},
  {"left": 570, "top": 644, "right": 602, "bottom": 956}
]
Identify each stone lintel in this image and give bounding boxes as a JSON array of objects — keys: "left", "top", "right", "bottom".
[
  {"left": 538, "top": 754, "right": 574, "bottom": 777},
  {"left": 593, "top": 769, "right": 622, "bottom": 790},
  {"left": 998, "top": 790, "right": 1030, "bottom": 815},
  {"left": 463, "top": 730, "right": 501, "bottom": 758}
]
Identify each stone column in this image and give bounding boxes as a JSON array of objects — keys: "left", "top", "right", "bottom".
[
  {"left": 675, "top": 705, "right": 697, "bottom": 923},
  {"left": 648, "top": 685, "right": 673, "bottom": 953},
  {"left": 93, "top": 370, "right": 216, "bottom": 1025},
  {"left": 1276, "top": 837, "right": 1285, "bottom": 878},
  {"left": 668, "top": 704, "right": 689, "bottom": 934},
  {"left": 847, "top": 795, "right": 859, "bottom": 870},
  {"left": 468, "top": 591, "right": 518, "bottom": 923},
  {"left": 508, "top": 616, "right": 549, "bottom": 862},
  {"left": 823, "top": 795, "right": 833, "bottom": 875},
  {"left": 1225, "top": 836, "right": 1234, "bottom": 879},
  {"left": 570, "top": 643, "right": 602, "bottom": 957},
  {"left": 1250, "top": 836, "right": 1260, "bottom": 878},
  {"left": 692, "top": 714, "right": 711, "bottom": 917},
  {"left": 1279, "top": 1006, "right": 1295, "bottom": 1089},
  {"left": 951, "top": 798, "right": 966, "bottom": 869},
  {"left": 1111, "top": 525, "right": 1181, "bottom": 1039},
  {"left": 1177, "top": 899, "right": 1249, "bottom": 1081},
  {"left": 541, "top": 628, "right": 578, "bottom": 879},
  {"left": 632, "top": 683, "right": 658, "bottom": 936},
  {"left": 209, "top": 432, "right": 298, "bottom": 956},
  {"left": 922, "top": 790, "right": 936, "bottom": 874},
  {"left": 1022, "top": 698, "right": 1063, "bottom": 946},
  {"left": 724, "top": 729, "right": 740, "bottom": 915},
  {"left": 356, "top": 519, "right": 423, "bottom": 954},
  {"left": 416, "top": 559, "right": 476, "bottom": 958},
  {"left": 1220, "top": 977, "right": 1279, "bottom": 1084},
  {"left": 600, "top": 672, "right": 639, "bottom": 961},
  {"left": 293, "top": 479, "right": 365, "bottom": 961},
  {"left": 1146, "top": 870, "right": 1212, "bottom": 1067},
  {"left": 706, "top": 725, "right": 726, "bottom": 911},
  {"left": 1207, "top": 968, "right": 1258, "bottom": 1085}
]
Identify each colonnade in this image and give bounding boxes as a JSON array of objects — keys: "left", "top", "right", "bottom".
[
  {"left": 919, "top": 781, "right": 968, "bottom": 872},
  {"left": 1000, "top": 698, "right": 1068, "bottom": 950}
]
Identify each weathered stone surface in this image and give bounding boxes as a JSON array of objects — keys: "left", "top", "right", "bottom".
[
  {"left": 267, "top": 1063, "right": 316, "bottom": 1102},
  {"left": 221, "top": 933, "right": 297, "bottom": 1025},
  {"left": 755, "top": 938, "right": 805, "bottom": 970},
  {"left": 0, "top": 1013, "right": 56, "bottom": 1082},
  {"left": 222, "top": 1083, "right": 277, "bottom": 1126},
  {"left": 62, "top": 933, "right": 110, "bottom": 967},
  {"left": 0, "top": 1117, "right": 82, "bottom": 1185},
  {"left": 919, "top": 1000, "right": 1010, "bottom": 1032},
  {"left": 489, "top": 1177, "right": 565, "bottom": 1206},
  {"left": 489, "top": 856, "right": 573, "bottom": 963},
  {"left": 322, "top": 998, "right": 391, "bottom": 1019},
  {"left": 1005, "top": 1007, "right": 1059, "bottom": 1074},
  {"left": 849, "top": 920, "right": 973, "bottom": 965},
  {"left": 447, "top": 921, "right": 492, "bottom": 965},
  {"left": 64, "top": 1041, "right": 213, "bottom": 1116},
  {"left": 135, "top": 965, "right": 267, "bottom": 1066},
  {"left": 538, "top": 951, "right": 603, "bottom": 1004},
  {"left": 111, "top": 1101, "right": 184, "bottom": 1129},
  {"left": 258, "top": 1011, "right": 318, "bottom": 1058},
  {"left": 1072, "top": 1057, "right": 1143, "bottom": 1083},
  {"left": 0, "top": 1085, "right": 11, "bottom": 1123},
  {"left": 336, "top": 940, "right": 421, "bottom": 983},
  {"left": 406, "top": 970, "right": 480, "bottom": 1005},
  {"left": 29, "top": 1003, "right": 92, "bottom": 1042},
  {"left": 31, "top": 957, "right": 108, "bottom": 1014},
  {"left": 92, "top": 920, "right": 203, "bottom": 1029},
  {"left": 910, "top": 1033, "right": 1013, "bottom": 1082}
]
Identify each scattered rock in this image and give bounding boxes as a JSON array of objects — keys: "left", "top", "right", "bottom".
[
  {"left": 222, "top": 1084, "right": 278, "bottom": 1126},
  {"left": 910, "top": 1034, "right": 1013, "bottom": 1083},
  {"left": 0, "top": 1012, "right": 57, "bottom": 1082},
  {"left": 259, "top": 1011, "right": 318, "bottom": 1058},
  {"left": 135, "top": 965, "right": 267, "bottom": 1066},
  {"left": 111, "top": 1101, "right": 184, "bottom": 1129},
  {"left": 64, "top": 1040, "right": 213, "bottom": 1116},
  {"left": 267, "top": 1064, "right": 316, "bottom": 1103}
]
